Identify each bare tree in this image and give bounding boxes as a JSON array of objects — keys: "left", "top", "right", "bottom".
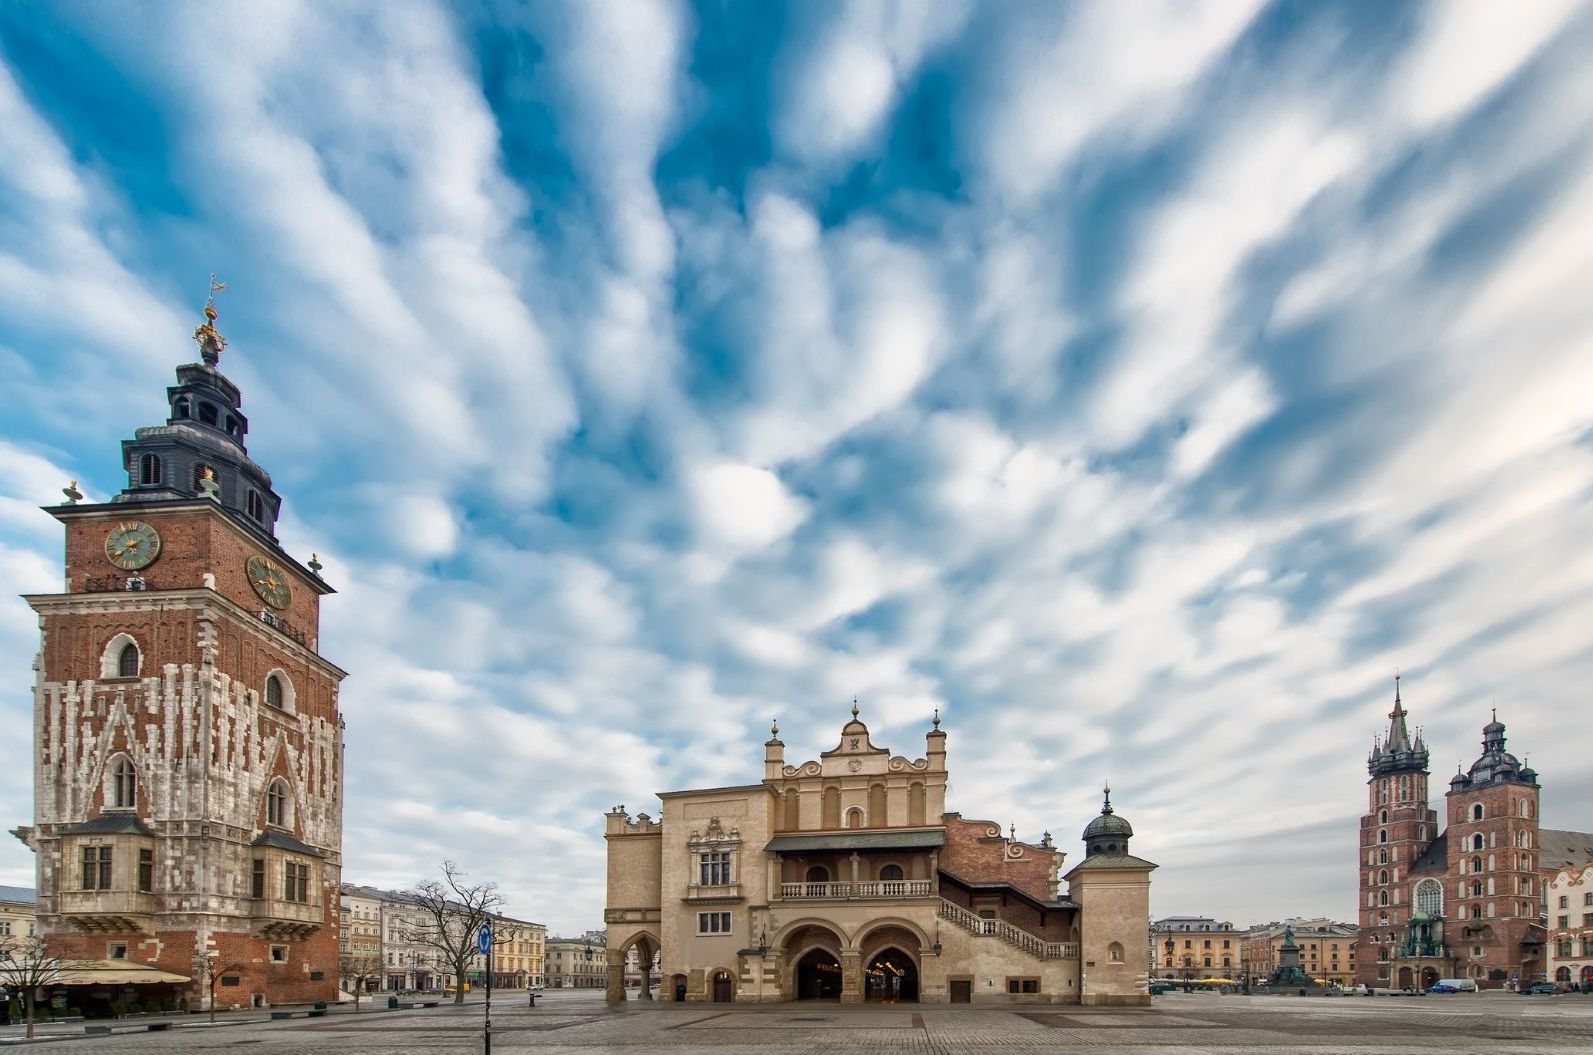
[
  {"left": 339, "top": 951, "right": 385, "bottom": 1012},
  {"left": 0, "top": 937, "right": 63, "bottom": 1039},
  {"left": 401, "top": 861, "right": 503, "bottom": 1004},
  {"left": 190, "top": 954, "right": 247, "bottom": 1023}
]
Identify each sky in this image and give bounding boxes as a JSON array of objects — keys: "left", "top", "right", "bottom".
[{"left": 1, "top": 0, "right": 1591, "bottom": 937}]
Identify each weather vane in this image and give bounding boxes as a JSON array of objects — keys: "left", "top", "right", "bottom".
[{"left": 194, "top": 272, "right": 229, "bottom": 367}]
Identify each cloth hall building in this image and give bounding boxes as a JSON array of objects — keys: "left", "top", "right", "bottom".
[
  {"left": 11, "top": 296, "right": 345, "bottom": 1011},
  {"left": 604, "top": 708, "right": 1153, "bottom": 1005},
  {"left": 1358, "top": 677, "right": 1593, "bottom": 991}
]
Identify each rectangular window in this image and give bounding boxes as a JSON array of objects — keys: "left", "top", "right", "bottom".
[
  {"left": 108, "top": 943, "right": 128, "bottom": 960},
  {"left": 270, "top": 945, "right": 288, "bottom": 962},
  {"left": 0, "top": 922, "right": 9, "bottom": 936},
  {"left": 284, "top": 861, "right": 310, "bottom": 903},
  {"left": 138, "top": 848, "right": 154, "bottom": 893},
  {"left": 1561, "top": 896, "right": 1570, "bottom": 909},
  {"left": 699, "top": 851, "right": 732, "bottom": 886},
  {"left": 1583, "top": 913, "right": 1593, "bottom": 927},
  {"left": 81, "top": 845, "right": 112, "bottom": 890},
  {"left": 1007, "top": 979, "right": 1021, "bottom": 994},
  {"left": 696, "top": 911, "right": 732, "bottom": 935},
  {"left": 1558, "top": 915, "right": 1569, "bottom": 929},
  {"left": 251, "top": 859, "right": 266, "bottom": 899}
]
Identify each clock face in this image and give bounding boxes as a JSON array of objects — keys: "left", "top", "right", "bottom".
[
  {"left": 246, "top": 555, "right": 293, "bottom": 610},
  {"left": 105, "top": 521, "right": 161, "bottom": 571}
]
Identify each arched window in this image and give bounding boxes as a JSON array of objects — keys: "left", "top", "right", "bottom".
[
  {"left": 267, "top": 779, "right": 289, "bottom": 827},
  {"left": 1471, "top": 856, "right": 1482, "bottom": 874},
  {"left": 1378, "top": 869, "right": 1389, "bottom": 885},
  {"left": 868, "top": 783, "right": 886, "bottom": 826},
  {"left": 846, "top": 808, "right": 863, "bottom": 829},
  {"left": 1471, "top": 880, "right": 1483, "bottom": 898},
  {"left": 173, "top": 397, "right": 190, "bottom": 419},
  {"left": 1378, "top": 890, "right": 1389, "bottom": 906},
  {"left": 1378, "top": 848, "right": 1388, "bottom": 864},
  {"left": 821, "top": 786, "right": 840, "bottom": 828},
  {"left": 1471, "top": 905, "right": 1482, "bottom": 919},
  {"left": 908, "top": 782, "right": 926, "bottom": 826},
  {"left": 1415, "top": 879, "right": 1442, "bottom": 916},
  {"left": 110, "top": 756, "right": 137, "bottom": 809},
  {"left": 1471, "top": 834, "right": 1483, "bottom": 851},
  {"left": 804, "top": 865, "right": 828, "bottom": 884},
  {"left": 1471, "top": 804, "right": 1484, "bottom": 821},
  {"left": 1379, "top": 809, "right": 1388, "bottom": 824},
  {"left": 118, "top": 641, "right": 140, "bottom": 678},
  {"left": 247, "top": 491, "right": 263, "bottom": 521},
  {"left": 265, "top": 674, "right": 284, "bottom": 710},
  {"left": 1108, "top": 942, "right": 1124, "bottom": 962},
  {"left": 880, "top": 864, "right": 904, "bottom": 882},
  {"left": 782, "top": 788, "right": 799, "bottom": 832},
  {"left": 1378, "top": 829, "right": 1388, "bottom": 844},
  {"left": 139, "top": 453, "right": 163, "bottom": 486}
]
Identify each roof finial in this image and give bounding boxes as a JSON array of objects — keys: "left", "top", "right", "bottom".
[
  {"left": 931, "top": 707, "right": 941, "bottom": 730},
  {"left": 62, "top": 479, "right": 83, "bottom": 505},
  {"left": 771, "top": 717, "right": 779, "bottom": 738},
  {"left": 1008, "top": 822, "right": 1016, "bottom": 841},
  {"left": 1102, "top": 781, "right": 1114, "bottom": 814},
  {"left": 193, "top": 273, "right": 229, "bottom": 367},
  {"left": 308, "top": 552, "right": 323, "bottom": 577},
  {"left": 851, "top": 697, "right": 859, "bottom": 719}
]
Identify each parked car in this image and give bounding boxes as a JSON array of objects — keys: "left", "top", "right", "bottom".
[
  {"left": 1148, "top": 981, "right": 1177, "bottom": 995},
  {"left": 1521, "top": 983, "right": 1559, "bottom": 995},
  {"left": 1426, "top": 984, "right": 1459, "bottom": 994}
]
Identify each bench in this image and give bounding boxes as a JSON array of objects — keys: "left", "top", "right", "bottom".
[
  {"left": 83, "top": 1022, "right": 174, "bottom": 1036},
  {"left": 269, "top": 1009, "right": 328, "bottom": 1020}
]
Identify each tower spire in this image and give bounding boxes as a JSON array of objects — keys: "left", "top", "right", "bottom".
[{"left": 193, "top": 273, "right": 229, "bottom": 367}]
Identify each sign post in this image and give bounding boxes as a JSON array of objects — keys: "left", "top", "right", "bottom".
[{"left": 479, "top": 923, "right": 493, "bottom": 1054}]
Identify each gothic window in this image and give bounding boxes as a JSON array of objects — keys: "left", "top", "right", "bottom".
[
  {"left": 139, "top": 453, "right": 163, "bottom": 486},
  {"left": 1471, "top": 803, "right": 1484, "bottom": 821},
  {"left": 110, "top": 756, "right": 136, "bottom": 809},
  {"left": 1471, "top": 834, "right": 1483, "bottom": 851},
  {"left": 247, "top": 490, "right": 264, "bottom": 521},
  {"left": 1378, "top": 848, "right": 1388, "bottom": 864},
  {"left": 1378, "top": 870, "right": 1389, "bottom": 885},
  {"left": 267, "top": 779, "right": 290, "bottom": 828},
  {"left": 1472, "top": 856, "right": 1482, "bottom": 874},
  {"left": 1471, "top": 905, "right": 1482, "bottom": 919},
  {"left": 1399, "top": 777, "right": 1409, "bottom": 800},
  {"left": 117, "top": 641, "right": 140, "bottom": 678},
  {"left": 1416, "top": 879, "right": 1442, "bottom": 916},
  {"left": 1378, "top": 891, "right": 1389, "bottom": 907},
  {"left": 1378, "top": 829, "right": 1388, "bottom": 844},
  {"left": 265, "top": 674, "right": 284, "bottom": 710},
  {"left": 1379, "top": 810, "right": 1388, "bottom": 824},
  {"left": 1471, "top": 880, "right": 1483, "bottom": 897}
]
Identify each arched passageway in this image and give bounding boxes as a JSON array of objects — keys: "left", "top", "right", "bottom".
[
  {"left": 795, "top": 948, "right": 843, "bottom": 999},
  {"left": 865, "top": 947, "right": 918, "bottom": 1002}
]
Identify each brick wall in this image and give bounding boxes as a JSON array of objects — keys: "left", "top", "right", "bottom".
[{"left": 941, "top": 815, "right": 1061, "bottom": 903}]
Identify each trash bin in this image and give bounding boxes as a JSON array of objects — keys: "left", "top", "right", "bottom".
[{"left": 387, "top": 996, "right": 399, "bottom": 1010}]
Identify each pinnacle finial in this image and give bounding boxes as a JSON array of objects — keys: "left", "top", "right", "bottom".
[
  {"left": 1009, "top": 822, "right": 1016, "bottom": 841},
  {"left": 850, "top": 697, "right": 859, "bottom": 719},
  {"left": 194, "top": 274, "right": 229, "bottom": 367},
  {"left": 931, "top": 707, "right": 941, "bottom": 730},
  {"left": 62, "top": 479, "right": 83, "bottom": 505},
  {"left": 1102, "top": 781, "right": 1114, "bottom": 814},
  {"left": 771, "top": 717, "right": 779, "bottom": 738},
  {"left": 308, "top": 553, "right": 323, "bottom": 576}
]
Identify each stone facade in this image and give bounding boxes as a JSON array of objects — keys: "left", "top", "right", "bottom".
[
  {"left": 1356, "top": 678, "right": 1593, "bottom": 990},
  {"left": 603, "top": 710, "right": 1153, "bottom": 1006},
  {"left": 16, "top": 317, "right": 347, "bottom": 1010},
  {"left": 546, "top": 937, "right": 609, "bottom": 988}
]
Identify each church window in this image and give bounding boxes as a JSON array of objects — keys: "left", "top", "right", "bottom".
[
  {"left": 139, "top": 453, "right": 163, "bottom": 486},
  {"left": 1378, "top": 848, "right": 1388, "bottom": 865},
  {"left": 1471, "top": 834, "right": 1483, "bottom": 851},
  {"left": 110, "top": 755, "right": 136, "bottom": 809},
  {"left": 247, "top": 490, "right": 264, "bottom": 521},
  {"left": 1471, "top": 856, "right": 1482, "bottom": 874},
  {"left": 265, "top": 674, "right": 284, "bottom": 710},
  {"left": 1378, "top": 891, "right": 1388, "bottom": 907},
  {"left": 198, "top": 402, "right": 218, "bottom": 426},
  {"left": 1378, "top": 870, "right": 1388, "bottom": 885},
  {"left": 137, "top": 848, "right": 153, "bottom": 893},
  {"left": 1471, "top": 803, "right": 1484, "bottom": 821},
  {"left": 880, "top": 864, "right": 904, "bottom": 882},
  {"left": 1399, "top": 777, "right": 1409, "bottom": 800},
  {"left": 117, "top": 641, "right": 140, "bottom": 678},
  {"left": 1379, "top": 810, "right": 1388, "bottom": 824},
  {"left": 267, "top": 779, "right": 290, "bottom": 827},
  {"left": 81, "top": 845, "right": 112, "bottom": 890},
  {"left": 1378, "top": 829, "right": 1387, "bottom": 844},
  {"left": 1416, "top": 879, "right": 1442, "bottom": 916},
  {"left": 251, "top": 859, "right": 265, "bottom": 899},
  {"left": 1471, "top": 880, "right": 1483, "bottom": 897},
  {"left": 699, "top": 852, "right": 731, "bottom": 886}
]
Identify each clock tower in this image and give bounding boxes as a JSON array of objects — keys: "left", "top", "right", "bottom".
[{"left": 17, "top": 293, "right": 346, "bottom": 1009}]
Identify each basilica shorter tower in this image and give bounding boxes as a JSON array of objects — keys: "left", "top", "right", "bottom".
[{"left": 14, "top": 294, "right": 346, "bottom": 1009}]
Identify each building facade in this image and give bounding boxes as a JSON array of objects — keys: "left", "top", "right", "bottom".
[
  {"left": 338, "top": 885, "right": 386, "bottom": 992},
  {"left": 13, "top": 300, "right": 345, "bottom": 1009},
  {"left": 604, "top": 709, "right": 1154, "bottom": 1005},
  {"left": 1357, "top": 677, "right": 1593, "bottom": 990},
  {"left": 0, "top": 886, "right": 37, "bottom": 944},
  {"left": 546, "top": 937, "right": 609, "bottom": 989},
  {"left": 1244, "top": 919, "right": 1357, "bottom": 986},
  {"left": 1151, "top": 916, "right": 1240, "bottom": 980},
  {"left": 1547, "top": 861, "right": 1593, "bottom": 989},
  {"left": 471, "top": 914, "right": 545, "bottom": 989}
]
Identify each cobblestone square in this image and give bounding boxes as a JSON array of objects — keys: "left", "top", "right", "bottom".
[{"left": 7, "top": 990, "right": 1593, "bottom": 1054}]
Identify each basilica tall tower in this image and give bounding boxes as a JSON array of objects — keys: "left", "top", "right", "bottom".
[{"left": 17, "top": 292, "right": 346, "bottom": 1008}]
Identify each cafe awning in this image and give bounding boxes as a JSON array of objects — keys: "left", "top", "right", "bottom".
[{"left": 52, "top": 959, "right": 191, "bottom": 985}]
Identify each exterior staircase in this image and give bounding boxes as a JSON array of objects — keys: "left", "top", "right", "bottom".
[{"left": 938, "top": 899, "right": 1078, "bottom": 960}]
